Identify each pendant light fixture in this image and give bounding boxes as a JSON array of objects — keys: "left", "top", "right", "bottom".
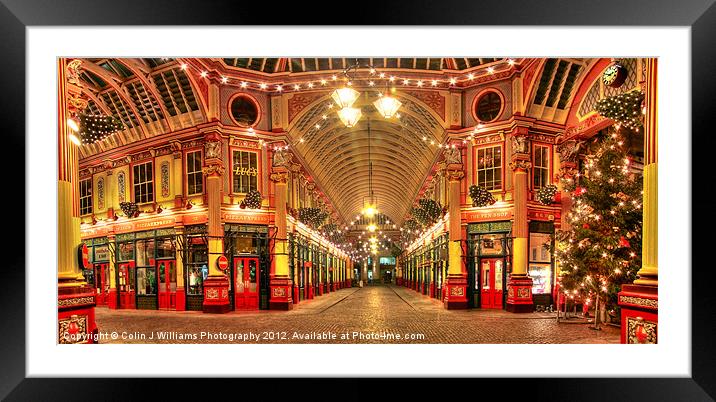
[
  {"left": 337, "top": 106, "right": 362, "bottom": 128},
  {"left": 373, "top": 83, "right": 402, "bottom": 119}
]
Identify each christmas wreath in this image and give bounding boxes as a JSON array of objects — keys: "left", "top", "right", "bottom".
[
  {"left": 469, "top": 185, "right": 496, "bottom": 207},
  {"left": 119, "top": 201, "right": 139, "bottom": 218},
  {"left": 595, "top": 90, "right": 645, "bottom": 130},
  {"left": 241, "top": 190, "right": 263, "bottom": 209},
  {"left": 537, "top": 184, "right": 558, "bottom": 205}
]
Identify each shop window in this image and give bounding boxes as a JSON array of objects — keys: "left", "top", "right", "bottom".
[
  {"left": 133, "top": 161, "right": 154, "bottom": 204},
  {"left": 529, "top": 264, "right": 552, "bottom": 295},
  {"left": 529, "top": 231, "right": 552, "bottom": 294},
  {"left": 480, "top": 235, "right": 504, "bottom": 256},
  {"left": 475, "top": 146, "right": 502, "bottom": 190},
  {"left": 155, "top": 238, "right": 175, "bottom": 259},
  {"left": 232, "top": 150, "right": 258, "bottom": 194},
  {"left": 186, "top": 150, "right": 203, "bottom": 195},
  {"left": 533, "top": 145, "right": 550, "bottom": 189},
  {"left": 234, "top": 236, "right": 258, "bottom": 254},
  {"left": 118, "top": 242, "right": 134, "bottom": 261},
  {"left": 135, "top": 239, "right": 155, "bottom": 267},
  {"left": 187, "top": 242, "right": 208, "bottom": 296},
  {"left": 79, "top": 178, "right": 93, "bottom": 215},
  {"left": 475, "top": 91, "right": 502, "bottom": 122},
  {"left": 137, "top": 267, "right": 157, "bottom": 295}
]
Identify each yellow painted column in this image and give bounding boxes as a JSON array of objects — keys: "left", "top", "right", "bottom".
[
  {"left": 506, "top": 133, "right": 534, "bottom": 313},
  {"left": 442, "top": 160, "right": 467, "bottom": 309},
  {"left": 57, "top": 58, "right": 97, "bottom": 342},
  {"left": 201, "top": 135, "right": 230, "bottom": 313},
  {"left": 635, "top": 59, "right": 658, "bottom": 286},
  {"left": 106, "top": 234, "right": 118, "bottom": 309},
  {"left": 269, "top": 164, "right": 293, "bottom": 309}
]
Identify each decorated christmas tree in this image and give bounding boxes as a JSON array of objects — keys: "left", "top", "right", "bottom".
[{"left": 554, "top": 130, "right": 643, "bottom": 327}]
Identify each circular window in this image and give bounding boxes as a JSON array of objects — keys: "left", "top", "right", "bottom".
[
  {"left": 229, "top": 94, "right": 259, "bottom": 127},
  {"left": 475, "top": 91, "right": 503, "bottom": 122}
]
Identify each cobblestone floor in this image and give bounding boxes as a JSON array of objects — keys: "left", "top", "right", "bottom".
[{"left": 94, "top": 284, "right": 620, "bottom": 344}]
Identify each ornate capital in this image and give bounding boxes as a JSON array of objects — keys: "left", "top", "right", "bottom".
[
  {"left": 555, "top": 164, "right": 578, "bottom": 181},
  {"left": 202, "top": 164, "right": 226, "bottom": 177},
  {"left": 272, "top": 148, "right": 293, "bottom": 168},
  {"left": 66, "top": 59, "right": 83, "bottom": 87},
  {"left": 270, "top": 171, "right": 290, "bottom": 184},
  {"left": 289, "top": 163, "right": 302, "bottom": 173},
  {"left": 442, "top": 146, "right": 462, "bottom": 164},
  {"left": 510, "top": 134, "right": 529, "bottom": 156},
  {"left": 204, "top": 140, "right": 222, "bottom": 160},
  {"left": 557, "top": 140, "right": 581, "bottom": 163},
  {"left": 509, "top": 160, "right": 532, "bottom": 171},
  {"left": 305, "top": 182, "right": 316, "bottom": 191}
]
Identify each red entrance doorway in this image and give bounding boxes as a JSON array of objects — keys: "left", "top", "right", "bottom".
[
  {"left": 234, "top": 257, "right": 259, "bottom": 309},
  {"left": 118, "top": 261, "right": 136, "bottom": 309},
  {"left": 93, "top": 263, "right": 109, "bottom": 306},
  {"left": 480, "top": 259, "right": 504, "bottom": 309},
  {"left": 157, "top": 260, "right": 176, "bottom": 310}
]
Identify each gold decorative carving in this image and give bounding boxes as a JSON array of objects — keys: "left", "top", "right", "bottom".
[
  {"left": 626, "top": 317, "right": 657, "bottom": 344},
  {"left": 58, "top": 296, "right": 95, "bottom": 308},
  {"left": 273, "top": 287, "right": 287, "bottom": 297},
  {"left": 509, "top": 160, "right": 532, "bottom": 171},
  {"left": 66, "top": 59, "right": 83, "bottom": 87},
  {"left": 450, "top": 287, "right": 464, "bottom": 296},
  {"left": 58, "top": 314, "right": 88, "bottom": 344},
  {"left": 206, "top": 288, "right": 219, "bottom": 299},
  {"left": 270, "top": 171, "right": 290, "bottom": 184},
  {"left": 202, "top": 164, "right": 226, "bottom": 176},
  {"left": 619, "top": 295, "right": 658, "bottom": 309}
]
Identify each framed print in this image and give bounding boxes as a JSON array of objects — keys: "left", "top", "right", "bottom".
[{"left": 4, "top": 0, "right": 715, "bottom": 400}]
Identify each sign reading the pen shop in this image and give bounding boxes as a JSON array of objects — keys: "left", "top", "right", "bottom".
[{"left": 464, "top": 208, "right": 512, "bottom": 223}]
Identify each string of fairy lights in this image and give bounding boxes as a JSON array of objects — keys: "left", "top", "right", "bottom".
[{"left": 177, "top": 58, "right": 519, "bottom": 94}]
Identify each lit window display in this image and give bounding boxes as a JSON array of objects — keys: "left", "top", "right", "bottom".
[{"left": 529, "top": 264, "right": 552, "bottom": 294}]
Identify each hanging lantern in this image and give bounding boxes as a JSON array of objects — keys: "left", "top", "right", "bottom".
[
  {"left": 331, "top": 87, "right": 360, "bottom": 108},
  {"left": 373, "top": 94, "right": 402, "bottom": 118},
  {"left": 338, "top": 107, "right": 362, "bottom": 128}
]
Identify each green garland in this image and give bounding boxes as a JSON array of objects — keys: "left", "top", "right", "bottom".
[
  {"left": 537, "top": 184, "right": 558, "bottom": 205},
  {"left": 469, "top": 185, "right": 496, "bottom": 207},
  {"left": 412, "top": 199, "right": 442, "bottom": 226},
  {"left": 298, "top": 207, "right": 327, "bottom": 229},
  {"left": 78, "top": 112, "right": 124, "bottom": 144},
  {"left": 595, "top": 90, "right": 645, "bottom": 130},
  {"left": 242, "top": 190, "right": 263, "bottom": 209}
]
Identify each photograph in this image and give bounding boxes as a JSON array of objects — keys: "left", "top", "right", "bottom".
[{"left": 56, "top": 56, "right": 658, "bottom": 346}]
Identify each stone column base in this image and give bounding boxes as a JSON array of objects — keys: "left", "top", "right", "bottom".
[
  {"left": 202, "top": 276, "right": 231, "bottom": 314},
  {"left": 58, "top": 283, "right": 97, "bottom": 344},
  {"left": 443, "top": 276, "right": 468, "bottom": 310},
  {"left": 618, "top": 284, "right": 658, "bottom": 344},
  {"left": 270, "top": 276, "right": 293, "bottom": 310},
  {"left": 506, "top": 275, "right": 534, "bottom": 313}
]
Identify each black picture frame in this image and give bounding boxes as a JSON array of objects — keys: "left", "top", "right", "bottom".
[{"left": 3, "top": 0, "right": 714, "bottom": 399}]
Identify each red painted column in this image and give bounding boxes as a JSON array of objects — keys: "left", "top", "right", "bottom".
[
  {"left": 506, "top": 131, "right": 534, "bottom": 313},
  {"left": 57, "top": 58, "right": 97, "bottom": 343},
  {"left": 202, "top": 134, "right": 231, "bottom": 313}
]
